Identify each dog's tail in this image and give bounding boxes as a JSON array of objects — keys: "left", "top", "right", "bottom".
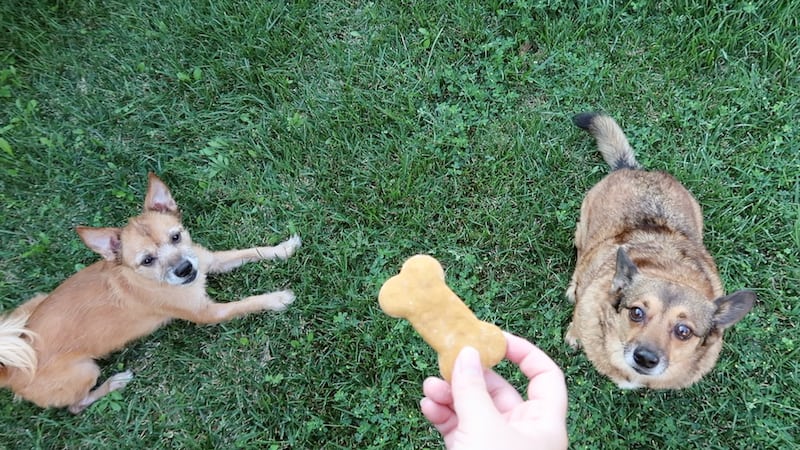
[
  {"left": 573, "top": 112, "right": 642, "bottom": 171},
  {"left": 0, "top": 311, "right": 37, "bottom": 377}
]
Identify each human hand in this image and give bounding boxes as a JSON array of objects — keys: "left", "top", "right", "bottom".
[{"left": 420, "top": 332, "right": 568, "bottom": 450}]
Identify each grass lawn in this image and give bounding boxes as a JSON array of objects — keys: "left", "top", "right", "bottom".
[{"left": 1, "top": 0, "right": 798, "bottom": 448}]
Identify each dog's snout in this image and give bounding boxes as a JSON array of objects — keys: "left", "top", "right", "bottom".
[
  {"left": 633, "top": 347, "right": 660, "bottom": 369},
  {"left": 174, "top": 260, "right": 194, "bottom": 278},
  {"left": 168, "top": 257, "right": 198, "bottom": 285}
]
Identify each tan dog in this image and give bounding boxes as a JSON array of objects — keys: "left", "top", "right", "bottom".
[
  {"left": 565, "top": 113, "right": 755, "bottom": 389},
  {"left": 0, "top": 173, "right": 301, "bottom": 412}
]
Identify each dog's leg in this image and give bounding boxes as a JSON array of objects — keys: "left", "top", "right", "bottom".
[
  {"left": 203, "top": 235, "right": 302, "bottom": 274},
  {"left": 566, "top": 277, "right": 578, "bottom": 303},
  {"left": 564, "top": 322, "right": 581, "bottom": 350},
  {"left": 68, "top": 370, "right": 134, "bottom": 414},
  {"left": 567, "top": 217, "right": 586, "bottom": 303},
  {"left": 170, "top": 290, "right": 296, "bottom": 325},
  {"left": 19, "top": 358, "right": 129, "bottom": 412}
]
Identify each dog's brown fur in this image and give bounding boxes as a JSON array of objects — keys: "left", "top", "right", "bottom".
[
  {"left": 565, "top": 113, "right": 755, "bottom": 389},
  {"left": 0, "top": 173, "right": 301, "bottom": 412}
]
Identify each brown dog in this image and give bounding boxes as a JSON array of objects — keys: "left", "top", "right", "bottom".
[
  {"left": 0, "top": 173, "right": 301, "bottom": 412},
  {"left": 565, "top": 113, "right": 755, "bottom": 389}
]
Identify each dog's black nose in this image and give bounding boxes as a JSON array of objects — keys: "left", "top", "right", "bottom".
[
  {"left": 174, "top": 260, "right": 194, "bottom": 278},
  {"left": 633, "top": 347, "right": 660, "bottom": 369}
]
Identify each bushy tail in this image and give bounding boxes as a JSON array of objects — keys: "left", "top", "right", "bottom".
[
  {"left": 0, "top": 312, "right": 37, "bottom": 376},
  {"left": 573, "top": 112, "right": 642, "bottom": 171}
]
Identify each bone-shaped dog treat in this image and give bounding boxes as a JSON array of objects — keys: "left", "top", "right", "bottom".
[{"left": 378, "top": 254, "right": 506, "bottom": 381}]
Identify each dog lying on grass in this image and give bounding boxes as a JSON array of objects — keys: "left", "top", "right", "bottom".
[{"left": 0, "top": 173, "right": 300, "bottom": 412}]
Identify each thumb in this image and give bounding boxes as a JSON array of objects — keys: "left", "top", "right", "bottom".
[{"left": 450, "top": 346, "right": 498, "bottom": 426}]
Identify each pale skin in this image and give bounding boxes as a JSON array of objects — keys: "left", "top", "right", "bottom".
[{"left": 420, "top": 333, "right": 568, "bottom": 450}]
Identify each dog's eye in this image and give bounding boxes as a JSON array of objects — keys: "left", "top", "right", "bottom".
[
  {"left": 141, "top": 255, "right": 155, "bottom": 266},
  {"left": 629, "top": 307, "right": 645, "bottom": 322},
  {"left": 674, "top": 324, "right": 694, "bottom": 341},
  {"left": 171, "top": 232, "right": 181, "bottom": 243}
]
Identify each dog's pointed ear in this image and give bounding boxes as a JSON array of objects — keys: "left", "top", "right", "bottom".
[
  {"left": 144, "top": 173, "right": 178, "bottom": 214},
  {"left": 713, "top": 290, "right": 756, "bottom": 329},
  {"left": 612, "top": 247, "right": 638, "bottom": 292},
  {"left": 76, "top": 226, "right": 122, "bottom": 262}
]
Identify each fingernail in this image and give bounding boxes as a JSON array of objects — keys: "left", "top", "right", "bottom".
[{"left": 455, "top": 346, "right": 482, "bottom": 376}]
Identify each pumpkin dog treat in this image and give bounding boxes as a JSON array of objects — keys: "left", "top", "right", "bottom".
[{"left": 378, "top": 254, "right": 506, "bottom": 381}]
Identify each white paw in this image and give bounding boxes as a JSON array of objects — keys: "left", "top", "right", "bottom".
[
  {"left": 565, "top": 281, "right": 577, "bottom": 304},
  {"left": 564, "top": 323, "right": 581, "bottom": 350},
  {"left": 108, "top": 370, "right": 134, "bottom": 391},
  {"left": 262, "top": 290, "right": 296, "bottom": 311},
  {"left": 275, "top": 235, "right": 302, "bottom": 260}
]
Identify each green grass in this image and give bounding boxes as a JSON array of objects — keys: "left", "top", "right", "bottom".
[{"left": 1, "top": 0, "right": 798, "bottom": 448}]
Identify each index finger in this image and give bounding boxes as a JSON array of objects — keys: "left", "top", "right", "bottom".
[{"left": 503, "top": 332, "right": 567, "bottom": 416}]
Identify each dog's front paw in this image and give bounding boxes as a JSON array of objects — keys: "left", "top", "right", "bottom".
[
  {"left": 565, "top": 280, "right": 577, "bottom": 303},
  {"left": 564, "top": 323, "right": 581, "bottom": 350},
  {"left": 275, "top": 235, "right": 302, "bottom": 260},
  {"left": 260, "top": 289, "right": 296, "bottom": 311},
  {"left": 108, "top": 370, "right": 135, "bottom": 391}
]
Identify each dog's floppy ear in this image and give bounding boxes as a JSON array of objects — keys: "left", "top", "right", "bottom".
[
  {"left": 144, "top": 173, "right": 178, "bottom": 214},
  {"left": 712, "top": 290, "right": 756, "bottom": 329},
  {"left": 612, "top": 247, "right": 638, "bottom": 292},
  {"left": 76, "top": 226, "right": 122, "bottom": 262}
]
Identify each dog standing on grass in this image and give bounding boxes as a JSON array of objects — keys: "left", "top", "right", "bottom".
[
  {"left": 565, "top": 113, "right": 755, "bottom": 389},
  {"left": 0, "top": 173, "right": 301, "bottom": 413}
]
